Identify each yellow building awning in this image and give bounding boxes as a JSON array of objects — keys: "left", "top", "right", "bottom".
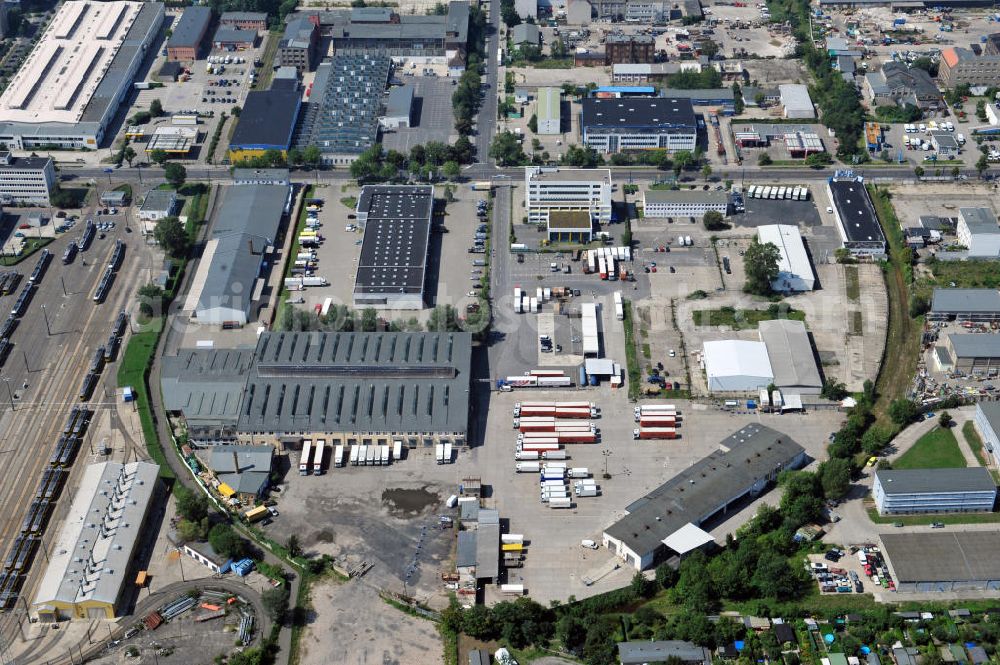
[{"left": 218, "top": 483, "right": 236, "bottom": 497}]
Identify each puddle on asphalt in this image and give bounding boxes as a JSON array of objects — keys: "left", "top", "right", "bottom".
[{"left": 382, "top": 487, "right": 440, "bottom": 516}]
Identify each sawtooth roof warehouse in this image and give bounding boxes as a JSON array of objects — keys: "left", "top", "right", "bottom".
[{"left": 0, "top": 1, "right": 164, "bottom": 149}]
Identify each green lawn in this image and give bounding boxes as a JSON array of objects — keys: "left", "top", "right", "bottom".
[
  {"left": 893, "top": 425, "right": 966, "bottom": 469},
  {"left": 692, "top": 306, "right": 805, "bottom": 330},
  {"left": 0, "top": 237, "right": 53, "bottom": 266},
  {"left": 117, "top": 324, "right": 174, "bottom": 479},
  {"left": 845, "top": 266, "right": 860, "bottom": 301}
]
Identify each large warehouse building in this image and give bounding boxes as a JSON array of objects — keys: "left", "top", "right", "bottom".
[
  {"left": 227, "top": 86, "right": 303, "bottom": 162},
  {"left": 603, "top": 424, "right": 805, "bottom": 570},
  {"left": 974, "top": 401, "right": 1000, "bottom": 467},
  {"left": 702, "top": 340, "right": 773, "bottom": 392},
  {"left": 827, "top": 175, "right": 886, "bottom": 258},
  {"left": 703, "top": 321, "right": 822, "bottom": 397},
  {"left": 581, "top": 97, "right": 697, "bottom": 154},
  {"left": 929, "top": 288, "right": 1000, "bottom": 321},
  {"left": 758, "top": 319, "right": 823, "bottom": 396},
  {"left": 873, "top": 468, "right": 997, "bottom": 515},
  {"left": 352, "top": 185, "right": 434, "bottom": 310},
  {"left": 881, "top": 531, "right": 1000, "bottom": 593},
  {"left": 0, "top": 1, "right": 165, "bottom": 149},
  {"left": 161, "top": 331, "right": 473, "bottom": 449},
  {"left": 757, "top": 224, "right": 815, "bottom": 292},
  {"left": 183, "top": 183, "right": 291, "bottom": 326},
  {"left": 33, "top": 462, "right": 160, "bottom": 620}
]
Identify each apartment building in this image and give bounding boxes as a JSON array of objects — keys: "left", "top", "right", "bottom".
[
  {"left": 524, "top": 167, "right": 612, "bottom": 225},
  {"left": 581, "top": 97, "right": 697, "bottom": 154},
  {"left": 0, "top": 152, "right": 55, "bottom": 205}
]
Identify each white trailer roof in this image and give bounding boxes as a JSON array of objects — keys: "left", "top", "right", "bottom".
[{"left": 581, "top": 302, "right": 599, "bottom": 355}]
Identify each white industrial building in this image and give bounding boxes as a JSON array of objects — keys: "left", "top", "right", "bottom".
[
  {"left": 33, "top": 462, "right": 160, "bottom": 620},
  {"left": 641, "top": 189, "right": 729, "bottom": 219},
  {"left": 873, "top": 468, "right": 997, "bottom": 515},
  {"left": 0, "top": 1, "right": 165, "bottom": 149},
  {"left": 975, "top": 402, "right": 1000, "bottom": 466},
  {"left": 957, "top": 207, "right": 1000, "bottom": 259},
  {"left": 380, "top": 85, "right": 414, "bottom": 130},
  {"left": 779, "top": 84, "right": 815, "bottom": 119},
  {"left": 524, "top": 167, "right": 612, "bottom": 225},
  {"left": 0, "top": 152, "right": 55, "bottom": 205},
  {"left": 702, "top": 340, "right": 773, "bottom": 392},
  {"left": 537, "top": 87, "right": 561, "bottom": 135},
  {"left": 757, "top": 224, "right": 815, "bottom": 292}
]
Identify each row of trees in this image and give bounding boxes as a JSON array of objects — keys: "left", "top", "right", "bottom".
[{"left": 349, "top": 140, "right": 472, "bottom": 182}]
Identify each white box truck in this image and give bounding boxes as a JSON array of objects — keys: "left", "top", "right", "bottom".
[
  {"left": 443, "top": 442, "right": 453, "bottom": 463},
  {"left": 436, "top": 443, "right": 445, "bottom": 464}
]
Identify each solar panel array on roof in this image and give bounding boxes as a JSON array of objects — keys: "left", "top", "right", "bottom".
[{"left": 294, "top": 54, "right": 390, "bottom": 157}]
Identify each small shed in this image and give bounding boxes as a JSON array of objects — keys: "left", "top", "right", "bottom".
[{"left": 100, "top": 190, "right": 128, "bottom": 207}]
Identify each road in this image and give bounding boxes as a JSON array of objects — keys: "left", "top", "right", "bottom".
[{"left": 475, "top": 0, "right": 501, "bottom": 164}]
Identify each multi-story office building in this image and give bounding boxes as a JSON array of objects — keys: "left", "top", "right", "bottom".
[
  {"left": 524, "top": 167, "right": 612, "bottom": 225},
  {"left": 641, "top": 189, "right": 729, "bottom": 218},
  {"left": 581, "top": 97, "right": 697, "bottom": 154},
  {"left": 873, "top": 468, "right": 997, "bottom": 515},
  {"left": 0, "top": 152, "right": 55, "bottom": 205},
  {"left": 939, "top": 46, "right": 1000, "bottom": 87},
  {"left": 278, "top": 17, "right": 319, "bottom": 72}
]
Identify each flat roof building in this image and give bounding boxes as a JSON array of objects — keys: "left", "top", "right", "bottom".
[
  {"left": 581, "top": 97, "right": 697, "bottom": 154},
  {"left": 946, "top": 333, "right": 1000, "bottom": 373},
  {"left": 930, "top": 288, "right": 1000, "bottom": 321},
  {"left": 957, "top": 207, "right": 1000, "bottom": 259},
  {"left": 827, "top": 176, "right": 886, "bottom": 257},
  {"left": 294, "top": 54, "right": 391, "bottom": 165},
  {"left": 618, "top": 641, "right": 712, "bottom": 665},
  {"left": 642, "top": 189, "right": 729, "bottom": 219},
  {"left": 353, "top": 185, "right": 434, "bottom": 310},
  {"left": 779, "top": 84, "right": 816, "bottom": 118},
  {"left": 212, "top": 26, "right": 258, "bottom": 49},
  {"left": 881, "top": 531, "right": 1000, "bottom": 592},
  {"left": 183, "top": 183, "right": 290, "bottom": 326},
  {"left": 0, "top": 152, "right": 55, "bottom": 205},
  {"left": 547, "top": 210, "right": 593, "bottom": 243},
  {"left": 659, "top": 87, "right": 736, "bottom": 110},
  {"left": 0, "top": 1, "right": 165, "bottom": 149},
  {"left": 758, "top": 319, "right": 823, "bottom": 395},
  {"left": 524, "top": 166, "right": 612, "bottom": 225},
  {"left": 757, "top": 224, "right": 815, "bottom": 292},
  {"left": 228, "top": 87, "right": 302, "bottom": 162},
  {"left": 873, "top": 468, "right": 997, "bottom": 515},
  {"left": 167, "top": 5, "right": 212, "bottom": 61},
  {"left": 232, "top": 168, "right": 291, "bottom": 186},
  {"left": 137, "top": 188, "right": 178, "bottom": 221},
  {"left": 603, "top": 424, "right": 805, "bottom": 570},
  {"left": 536, "top": 87, "right": 561, "bottom": 135},
  {"left": 702, "top": 340, "right": 773, "bottom": 393},
  {"left": 380, "top": 85, "right": 414, "bottom": 130},
  {"left": 974, "top": 401, "right": 1000, "bottom": 467},
  {"left": 33, "top": 462, "right": 160, "bottom": 620}
]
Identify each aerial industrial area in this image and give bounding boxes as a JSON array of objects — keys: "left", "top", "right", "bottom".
[{"left": 2, "top": 0, "right": 1000, "bottom": 663}]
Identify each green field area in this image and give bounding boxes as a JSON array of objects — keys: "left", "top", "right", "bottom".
[
  {"left": 893, "top": 425, "right": 966, "bottom": 469},
  {"left": 693, "top": 305, "right": 805, "bottom": 330}
]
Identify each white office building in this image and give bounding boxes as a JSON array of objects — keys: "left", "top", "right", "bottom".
[
  {"left": 757, "top": 224, "right": 815, "bottom": 292},
  {"left": 957, "top": 207, "right": 1000, "bottom": 259},
  {"left": 873, "top": 468, "right": 997, "bottom": 515},
  {"left": 642, "top": 189, "right": 729, "bottom": 219},
  {"left": 0, "top": 152, "right": 55, "bottom": 205},
  {"left": 581, "top": 97, "right": 698, "bottom": 154},
  {"left": 524, "top": 167, "right": 613, "bottom": 225}
]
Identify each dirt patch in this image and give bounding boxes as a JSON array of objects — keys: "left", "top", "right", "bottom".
[{"left": 382, "top": 486, "right": 440, "bottom": 516}]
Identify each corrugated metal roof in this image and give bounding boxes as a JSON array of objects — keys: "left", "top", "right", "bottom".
[
  {"left": 758, "top": 319, "right": 821, "bottom": 391},
  {"left": 949, "top": 333, "right": 1000, "bottom": 358},
  {"left": 876, "top": 467, "right": 996, "bottom": 495}
]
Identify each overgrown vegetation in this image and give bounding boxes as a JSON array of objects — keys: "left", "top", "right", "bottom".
[
  {"left": 693, "top": 304, "right": 805, "bottom": 330},
  {"left": 893, "top": 426, "right": 967, "bottom": 470}
]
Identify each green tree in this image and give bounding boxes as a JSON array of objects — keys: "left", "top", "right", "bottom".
[
  {"left": 818, "top": 458, "right": 852, "bottom": 499},
  {"left": 672, "top": 150, "right": 694, "bottom": 175},
  {"left": 149, "top": 149, "right": 169, "bottom": 165},
  {"left": 208, "top": 523, "right": 247, "bottom": 560},
  {"left": 889, "top": 398, "right": 919, "bottom": 425},
  {"left": 442, "top": 160, "right": 461, "bottom": 180},
  {"left": 977, "top": 154, "right": 989, "bottom": 177},
  {"left": 360, "top": 307, "right": 378, "bottom": 332},
  {"left": 527, "top": 113, "right": 538, "bottom": 133},
  {"left": 561, "top": 144, "right": 601, "bottom": 168},
  {"left": 122, "top": 146, "right": 136, "bottom": 167},
  {"left": 743, "top": 238, "right": 781, "bottom": 296},
  {"left": 804, "top": 151, "right": 833, "bottom": 167},
  {"left": 176, "top": 486, "right": 209, "bottom": 522},
  {"left": 556, "top": 614, "right": 589, "bottom": 656},
  {"left": 164, "top": 162, "right": 187, "bottom": 188},
  {"left": 137, "top": 283, "right": 164, "bottom": 319},
  {"left": 261, "top": 585, "right": 289, "bottom": 623},
  {"left": 751, "top": 549, "right": 803, "bottom": 599},
  {"left": 287, "top": 147, "right": 303, "bottom": 166},
  {"left": 939, "top": 411, "right": 954, "bottom": 428},
  {"left": 153, "top": 216, "right": 189, "bottom": 258},
  {"left": 286, "top": 534, "right": 302, "bottom": 558},
  {"left": 461, "top": 604, "right": 497, "bottom": 639},
  {"left": 914, "top": 165, "right": 925, "bottom": 178},
  {"left": 701, "top": 163, "right": 712, "bottom": 180},
  {"left": 582, "top": 619, "right": 617, "bottom": 665},
  {"left": 951, "top": 166, "right": 961, "bottom": 178},
  {"left": 820, "top": 378, "right": 848, "bottom": 401},
  {"left": 303, "top": 145, "right": 323, "bottom": 167},
  {"left": 703, "top": 210, "right": 728, "bottom": 231},
  {"left": 177, "top": 517, "right": 209, "bottom": 542},
  {"left": 758, "top": 153, "right": 773, "bottom": 166},
  {"left": 150, "top": 98, "right": 164, "bottom": 117},
  {"left": 489, "top": 131, "right": 526, "bottom": 166},
  {"left": 427, "top": 305, "right": 461, "bottom": 332}
]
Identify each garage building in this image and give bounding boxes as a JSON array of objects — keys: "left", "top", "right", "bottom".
[
  {"left": 945, "top": 334, "right": 1000, "bottom": 373},
  {"left": 873, "top": 468, "right": 997, "bottom": 515},
  {"left": 881, "top": 531, "right": 1000, "bottom": 592},
  {"left": 757, "top": 224, "right": 815, "bottom": 292},
  {"left": 702, "top": 340, "right": 773, "bottom": 392},
  {"left": 779, "top": 84, "right": 816, "bottom": 119},
  {"left": 380, "top": 85, "right": 414, "bottom": 130},
  {"left": 603, "top": 424, "right": 805, "bottom": 570},
  {"left": 32, "top": 462, "right": 160, "bottom": 620},
  {"left": 537, "top": 87, "right": 561, "bottom": 135}
]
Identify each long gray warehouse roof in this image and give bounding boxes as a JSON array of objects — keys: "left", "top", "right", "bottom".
[
  {"left": 881, "top": 531, "right": 1000, "bottom": 583},
  {"left": 161, "top": 347, "right": 256, "bottom": 422},
  {"left": 932, "top": 288, "right": 1000, "bottom": 314},
  {"left": 210, "top": 184, "right": 289, "bottom": 241},
  {"left": 168, "top": 6, "right": 212, "bottom": 49},
  {"left": 949, "top": 334, "right": 1000, "bottom": 358},
  {"left": 758, "top": 319, "right": 822, "bottom": 391},
  {"left": 875, "top": 467, "right": 996, "bottom": 495},
  {"left": 605, "top": 424, "right": 804, "bottom": 559}
]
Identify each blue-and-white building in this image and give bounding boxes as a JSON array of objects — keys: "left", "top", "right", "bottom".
[{"left": 873, "top": 468, "right": 997, "bottom": 515}]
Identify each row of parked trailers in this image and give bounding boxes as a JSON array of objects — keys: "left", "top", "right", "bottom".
[
  {"left": 93, "top": 240, "right": 126, "bottom": 303},
  {"left": 632, "top": 404, "right": 682, "bottom": 440},
  {"left": 299, "top": 440, "right": 408, "bottom": 474},
  {"left": 0, "top": 406, "right": 89, "bottom": 608},
  {"left": 584, "top": 246, "right": 632, "bottom": 280},
  {"left": 746, "top": 185, "right": 810, "bottom": 200}
]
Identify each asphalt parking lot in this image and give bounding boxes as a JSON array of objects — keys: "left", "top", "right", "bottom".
[
  {"left": 381, "top": 77, "right": 457, "bottom": 154},
  {"left": 731, "top": 195, "right": 823, "bottom": 229}
]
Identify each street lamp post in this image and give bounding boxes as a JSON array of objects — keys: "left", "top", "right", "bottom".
[
  {"left": 602, "top": 449, "right": 612, "bottom": 479},
  {"left": 2, "top": 378, "right": 14, "bottom": 412},
  {"left": 40, "top": 304, "right": 50, "bottom": 336}
]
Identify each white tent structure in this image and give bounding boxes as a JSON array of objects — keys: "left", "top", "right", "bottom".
[{"left": 702, "top": 340, "right": 773, "bottom": 392}]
